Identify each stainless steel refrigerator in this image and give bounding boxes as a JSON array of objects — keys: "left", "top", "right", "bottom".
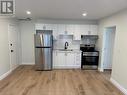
[{"left": 34, "top": 31, "right": 53, "bottom": 70}]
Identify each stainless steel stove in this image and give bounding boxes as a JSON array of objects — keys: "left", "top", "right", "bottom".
[{"left": 80, "top": 44, "right": 99, "bottom": 70}]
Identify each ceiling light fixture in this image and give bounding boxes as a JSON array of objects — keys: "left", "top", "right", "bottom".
[
  {"left": 26, "top": 11, "right": 31, "bottom": 15},
  {"left": 82, "top": 13, "right": 87, "bottom": 16}
]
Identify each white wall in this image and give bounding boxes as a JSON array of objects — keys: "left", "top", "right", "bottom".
[
  {"left": 19, "top": 21, "right": 35, "bottom": 65},
  {"left": 0, "top": 18, "right": 21, "bottom": 78},
  {"left": 19, "top": 19, "right": 97, "bottom": 65},
  {"left": 98, "top": 9, "right": 127, "bottom": 92}
]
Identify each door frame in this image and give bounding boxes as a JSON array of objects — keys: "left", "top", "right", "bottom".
[{"left": 101, "top": 26, "right": 116, "bottom": 72}]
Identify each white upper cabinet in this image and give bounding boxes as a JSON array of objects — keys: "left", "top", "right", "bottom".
[
  {"left": 57, "top": 24, "right": 67, "bottom": 35},
  {"left": 73, "top": 25, "right": 81, "bottom": 40},
  {"left": 35, "top": 24, "right": 52, "bottom": 30},
  {"left": 35, "top": 24, "right": 58, "bottom": 40},
  {"left": 66, "top": 25, "right": 74, "bottom": 35},
  {"left": 80, "top": 25, "right": 89, "bottom": 35},
  {"left": 52, "top": 24, "right": 58, "bottom": 40},
  {"left": 57, "top": 24, "right": 75, "bottom": 35},
  {"left": 35, "top": 24, "right": 98, "bottom": 40},
  {"left": 89, "top": 25, "right": 98, "bottom": 35}
]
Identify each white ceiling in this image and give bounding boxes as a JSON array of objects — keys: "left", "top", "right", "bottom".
[{"left": 15, "top": 0, "right": 127, "bottom": 20}]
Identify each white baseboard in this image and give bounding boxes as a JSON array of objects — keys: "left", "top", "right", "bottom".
[
  {"left": 10, "top": 65, "right": 19, "bottom": 72},
  {"left": 0, "top": 70, "right": 12, "bottom": 80},
  {"left": 53, "top": 66, "right": 81, "bottom": 69},
  {"left": 21, "top": 63, "right": 35, "bottom": 65},
  {"left": 0, "top": 65, "right": 19, "bottom": 80},
  {"left": 110, "top": 78, "right": 127, "bottom": 95}
]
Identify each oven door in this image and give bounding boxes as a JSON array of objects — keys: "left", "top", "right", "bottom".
[{"left": 82, "top": 56, "right": 99, "bottom": 65}]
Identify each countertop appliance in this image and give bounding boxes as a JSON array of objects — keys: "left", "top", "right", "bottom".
[
  {"left": 80, "top": 44, "right": 99, "bottom": 70},
  {"left": 34, "top": 30, "right": 53, "bottom": 70}
]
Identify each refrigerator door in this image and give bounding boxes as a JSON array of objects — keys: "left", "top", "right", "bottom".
[
  {"left": 35, "top": 47, "right": 52, "bottom": 70},
  {"left": 34, "top": 34, "right": 53, "bottom": 47}
]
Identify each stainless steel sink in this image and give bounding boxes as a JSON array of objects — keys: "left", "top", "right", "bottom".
[{"left": 59, "top": 49, "right": 73, "bottom": 51}]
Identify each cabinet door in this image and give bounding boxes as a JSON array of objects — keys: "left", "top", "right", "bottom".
[
  {"left": 52, "top": 24, "right": 58, "bottom": 40},
  {"left": 66, "top": 25, "right": 74, "bottom": 35},
  {"left": 53, "top": 51, "right": 57, "bottom": 68},
  {"left": 89, "top": 25, "right": 98, "bottom": 35},
  {"left": 80, "top": 25, "right": 89, "bottom": 35},
  {"left": 44, "top": 24, "right": 52, "bottom": 30},
  {"left": 74, "top": 52, "right": 81, "bottom": 67},
  {"left": 57, "top": 24, "right": 67, "bottom": 35},
  {"left": 35, "top": 24, "right": 45, "bottom": 30},
  {"left": 56, "top": 52, "right": 66, "bottom": 68},
  {"left": 73, "top": 25, "right": 81, "bottom": 40},
  {"left": 35, "top": 24, "right": 52, "bottom": 30},
  {"left": 66, "top": 52, "right": 75, "bottom": 68}
]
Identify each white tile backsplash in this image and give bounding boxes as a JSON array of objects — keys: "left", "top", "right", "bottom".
[
  {"left": 53, "top": 35, "right": 98, "bottom": 50},
  {"left": 53, "top": 36, "right": 80, "bottom": 50}
]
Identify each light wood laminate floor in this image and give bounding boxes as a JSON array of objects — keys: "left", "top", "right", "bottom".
[{"left": 0, "top": 66, "right": 123, "bottom": 95}]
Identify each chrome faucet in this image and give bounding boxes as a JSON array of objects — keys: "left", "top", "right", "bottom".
[{"left": 64, "top": 42, "right": 69, "bottom": 50}]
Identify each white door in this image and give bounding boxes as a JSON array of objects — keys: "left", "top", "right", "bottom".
[
  {"left": 103, "top": 27, "right": 116, "bottom": 69},
  {"left": 8, "top": 24, "right": 18, "bottom": 70}
]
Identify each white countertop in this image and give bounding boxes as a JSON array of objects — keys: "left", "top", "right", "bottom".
[{"left": 53, "top": 49, "right": 82, "bottom": 53}]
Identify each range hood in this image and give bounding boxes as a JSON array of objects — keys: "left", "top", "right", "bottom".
[{"left": 81, "top": 35, "right": 99, "bottom": 40}]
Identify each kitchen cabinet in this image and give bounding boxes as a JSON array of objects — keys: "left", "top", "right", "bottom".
[
  {"left": 89, "top": 25, "right": 98, "bottom": 35},
  {"left": 73, "top": 25, "right": 81, "bottom": 40},
  {"left": 52, "top": 24, "right": 58, "bottom": 40},
  {"left": 74, "top": 52, "right": 81, "bottom": 67},
  {"left": 57, "top": 24, "right": 67, "bottom": 35},
  {"left": 66, "top": 25, "right": 74, "bottom": 35},
  {"left": 53, "top": 50, "right": 81, "bottom": 69},
  {"left": 53, "top": 51, "right": 66, "bottom": 68},
  {"left": 65, "top": 52, "right": 75, "bottom": 67},
  {"left": 35, "top": 24, "right": 52, "bottom": 30},
  {"left": 57, "top": 24, "right": 75, "bottom": 35},
  {"left": 80, "top": 25, "right": 89, "bottom": 35},
  {"left": 35, "top": 24, "right": 58, "bottom": 40},
  {"left": 35, "top": 24, "right": 98, "bottom": 40}
]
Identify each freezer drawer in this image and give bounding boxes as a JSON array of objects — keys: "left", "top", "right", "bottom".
[{"left": 35, "top": 48, "right": 52, "bottom": 70}]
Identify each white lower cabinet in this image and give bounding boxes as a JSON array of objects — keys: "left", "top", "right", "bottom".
[
  {"left": 65, "top": 52, "right": 75, "bottom": 68},
  {"left": 74, "top": 52, "right": 81, "bottom": 68},
  {"left": 53, "top": 51, "right": 65, "bottom": 68},
  {"left": 53, "top": 51, "right": 81, "bottom": 69}
]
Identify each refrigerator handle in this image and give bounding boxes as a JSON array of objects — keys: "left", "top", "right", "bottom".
[{"left": 40, "top": 35, "right": 43, "bottom": 46}]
